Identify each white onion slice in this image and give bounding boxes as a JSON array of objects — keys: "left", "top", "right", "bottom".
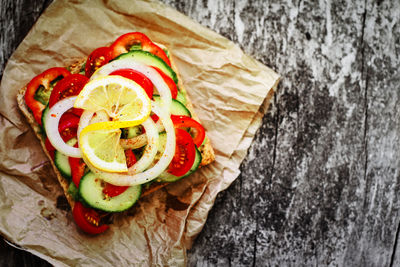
[
  {"left": 77, "top": 110, "right": 109, "bottom": 141},
  {"left": 91, "top": 59, "right": 172, "bottom": 108},
  {"left": 120, "top": 134, "right": 148, "bottom": 150},
  {"left": 86, "top": 101, "right": 176, "bottom": 186},
  {"left": 120, "top": 118, "right": 165, "bottom": 149},
  {"left": 81, "top": 117, "right": 158, "bottom": 176},
  {"left": 128, "top": 117, "right": 159, "bottom": 173},
  {"left": 44, "top": 96, "right": 82, "bottom": 158},
  {"left": 77, "top": 110, "right": 94, "bottom": 141}
]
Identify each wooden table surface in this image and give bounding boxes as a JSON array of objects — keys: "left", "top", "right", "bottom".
[{"left": 1, "top": 0, "right": 400, "bottom": 266}]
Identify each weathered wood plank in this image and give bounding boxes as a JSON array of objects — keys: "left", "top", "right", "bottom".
[
  {"left": 354, "top": 0, "right": 400, "bottom": 266},
  {"left": 160, "top": 1, "right": 275, "bottom": 265},
  {"left": 245, "top": 0, "right": 367, "bottom": 265},
  {"left": 0, "top": 0, "right": 52, "bottom": 79},
  {"left": 163, "top": 0, "right": 399, "bottom": 266}
]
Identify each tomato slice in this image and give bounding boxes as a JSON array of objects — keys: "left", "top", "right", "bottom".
[
  {"left": 102, "top": 184, "right": 129, "bottom": 198},
  {"left": 85, "top": 47, "right": 113, "bottom": 77},
  {"left": 45, "top": 112, "right": 80, "bottom": 159},
  {"left": 151, "top": 114, "right": 159, "bottom": 122},
  {"left": 72, "top": 201, "right": 109, "bottom": 235},
  {"left": 110, "top": 32, "right": 171, "bottom": 66},
  {"left": 102, "top": 150, "right": 136, "bottom": 197},
  {"left": 69, "top": 150, "right": 86, "bottom": 188},
  {"left": 48, "top": 74, "right": 88, "bottom": 117},
  {"left": 110, "top": 69, "right": 154, "bottom": 99},
  {"left": 70, "top": 157, "right": 85, "bottom": 188},
  {"left": 151, "top": 66, "right": 178, "bottom": 99},
  {"left": 58, "top": 112, "right": 80, "bottom": 142},
  {"left": 125, "top": 149, "right": 137, "bottom": 168},
  {"left": 167, "top": 128, "right": 196, "bottom": 176},
  {"left": 49, "top": 74, "right": 88, "bottom": 107},
  {"left": 171, "top": 115, "right": 206, "bottom": 147},
  {"left": 57, "top": 113, "right": 84, "bottom": 188},
  {"left": 45, "top": 138, "right": 56, "bottom": 160},
  {"left": 25, "top": 68, "right": 70, "bottom": 125}
]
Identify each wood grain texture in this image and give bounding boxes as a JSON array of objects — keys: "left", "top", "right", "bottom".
[
  {"left": 1, "top": 0, "right": 400, "bottom": 266},
  {"left": 161, "top": 0, "right": 400, "bottom": 266}
]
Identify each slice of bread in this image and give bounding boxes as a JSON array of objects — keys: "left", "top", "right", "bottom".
[{"left": 17, "top": 52, "right": 215, "bottom": 210}]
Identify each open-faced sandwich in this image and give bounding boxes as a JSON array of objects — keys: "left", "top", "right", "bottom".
[{"left": 17, "top": 32, "right": 215, "bottom": 234}]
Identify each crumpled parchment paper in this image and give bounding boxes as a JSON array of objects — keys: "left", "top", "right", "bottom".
[{"left": 0, "top": 0, "right": 280, "bottom": 265}]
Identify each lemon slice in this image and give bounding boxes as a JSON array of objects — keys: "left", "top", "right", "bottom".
[
  {"left": 80, "top": 128, "right": 127, "bottom": 172},
  {"left": 75, "top": 76, "right": 151, "bottom": 172},
  {"left": 74, "top": 76, "right": 151, "bottom": 127}
]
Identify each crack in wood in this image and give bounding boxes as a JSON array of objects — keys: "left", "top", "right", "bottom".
[
  {"left": 252, "top": 221, "right": 258, "bottom": 267},
  {"left": 386, "top": 1, "right": 400, "bottom": 265},
  {"left": 390, "top": 225, "right": 400, "bottom": 267},
  {"left": 360, "top": 0, "right": 369, "bottom": 237},
  {"left": 271, "top": 93, "right": 280, "bottom": 186}
]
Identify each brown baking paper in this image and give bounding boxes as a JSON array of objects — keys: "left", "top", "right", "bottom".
[{"left": 0, "top": 0, "right": 280, "bottom": 265}]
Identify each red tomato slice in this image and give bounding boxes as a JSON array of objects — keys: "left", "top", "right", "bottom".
[
  {"left": 125, "top": 149, "right": 137, "bottom": 168},
  {"left": 167, "top": 128, "right": 196, "bottom": 176},
  {"left": 70, "top": 158, "right": 85, "bottom": 188},
  {"left": 45, "top": 112, "right": 80, "bottom": 159},
  {"left": 110, "top": 69, "right": 154, "bottom": 99},
  {"left": 58, "top": 112, "right": 80, "bottom": 142},
  {"left": 151, "top": 114, "right": 159, "bottom": 122},
  {"left": 110, "top": 32, "right": 171, "bottom": 66},
  {"left": 25, "top": 68, "right": 70, "bottom": 125},
  {"left": 49, "top": 74, "right": 88, "bottom": 107},
  {"left": 102, "top": 150, "right": 136, "bottom": 197},
  {"left": 151, "top": 66, "right": 178, "bottom": 99},
  {"left": 69, "top": 148, "right": 86, "bottom": 188},
  {"left": 102, "top": 184, "right": 129, "bottom": 198},
  {"left": 48, "top": 74, "right": 88, "bottom": 116},
  {"left": 85, "top": 47, "right": 113, "bottom": 77},
  {"left": 59, "top": 116, "right": 85, "bottom": 188},
  {"left": 171, "top": 115, "right": 206, "bottom": 147},
  {"left": 72, "top": 201, "right": 109, "bottom": 235},
  {"left": 45, "top": 138, "right": 56, "bottom": 160}
]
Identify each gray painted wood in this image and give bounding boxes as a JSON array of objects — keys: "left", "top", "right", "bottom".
[{"left": 1, "top": 0, "right": 400, "bottom": 266}]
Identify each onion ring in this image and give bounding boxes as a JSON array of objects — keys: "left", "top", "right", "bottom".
[
  {"left": 44, "top": 96, "right": 82, "bottom": 158},
  {"left": 127, "top": 117, "right": 159, "bottom": 173},
  {"left": 86, "top": 101, "right": 176, "bottom": 186},
  {"left": 77, "top": 110, "right": 109, "bottom": 142},
  {"left": 91, "top": 59, "right": 172, "bottom": 109},
  {"left": 120, "top": 134, "right": 148, "bottom": 150}
]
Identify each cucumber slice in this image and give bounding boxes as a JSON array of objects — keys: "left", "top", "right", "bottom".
[
  {"left": 158, "top": 146, "right": 202, "bottom": 182},
  {"left": 124, "top": 126, "right": 142, "bottom": 139},
  {"left": 176, "top": 91, "right": 187, "bottom": 106},
  {"left": 67, "top": 182, "right": 79, "bottom": 201},
  {"left": 182, "top": 146, "right": 202, "bottom": 177},
  {"left": 54, "top": 138, "right": 77, "bottom": 179},
  {"left": 153, "top": 95, "right": 191, "bottom": 117},
  {"left": 116, "top": 50, "right": 178, "bottom": 84},
  {"left": 157, "top": 132, "right": 167, "bottom": 153},
  {"left": 41, "top": 105, "right": 50, "bottom": 131},
  {"left": 78, "top": 172, "right": 142, "bottom": 212},
  {"left": 155, "top": 132, "right": 202, "bottom": 182}
]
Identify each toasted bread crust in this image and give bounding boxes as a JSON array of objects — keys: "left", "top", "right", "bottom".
[
  {"left": 17, "top": 51, "right": 215, "bottom": 211},
  {"left": 17, "top": 85, "right": 76, "bottom": 209}
]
